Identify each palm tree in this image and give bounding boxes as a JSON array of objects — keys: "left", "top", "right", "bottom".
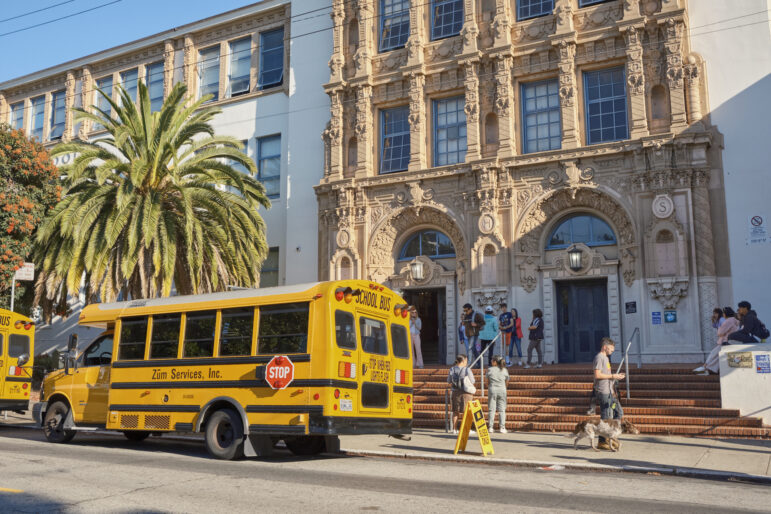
[{"left": 34, "top": 82, "right": 270, "bottom": 314}]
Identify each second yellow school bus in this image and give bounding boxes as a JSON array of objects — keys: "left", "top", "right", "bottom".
[
  {"left": 34, "top": 281, "right": 413, "bottom": 459},
  {"left": 0, "top": 308, "right": 34, "bottom": 414}
]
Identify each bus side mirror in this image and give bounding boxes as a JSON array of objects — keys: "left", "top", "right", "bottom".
[
  {"left": 66, "top": 334, "right": 78, "bottom": 374},
  {"left": 68, "top": 334, "right": 78, "bottom": 352},
  {"left": 17, "top": 354, "right": 29, "bottom": 367}
]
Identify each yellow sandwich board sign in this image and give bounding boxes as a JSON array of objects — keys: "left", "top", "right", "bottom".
[{"left": 453, "top": 400, "right": 494, "bottom": 456}]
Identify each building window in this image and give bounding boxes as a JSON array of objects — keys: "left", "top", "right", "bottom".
[
  {"left": 120, "top": 68, "right": 139, "bottom": 104},
  {"left": 380, "top": 106, "right": 410, "bottom": 174},
  {"left": 433, "top": 96, "right": 466, "bottom": 166},
  {"left": 522, "top": 79, "right": 561, "bottom": 153},
  {"left": 257, "top": 134, "right": 280, "bottom": 198},
  {"left": 431, "top": 0, "right": 463, "bottom": 40},
  {"left": 259, "top": 28, "right": 284, "bottom": 90},
  {"left": 518, "top": 0, "right": 553, "bottom": 20},
  {"left": 546, "top": 214, "right": 616, "bottom": 249},
  {"left": 30, "top": 96, "right": 45, "bottom": 141},
  {"left": 399, "top": 230, "right": 456, "bottom": 260},
  {"left": 49, "top": 90, "right": 66, "bottom": 141},
  {"left": 198, "top": 45, "right": 220, "bottom": 102},
  {"left": 94, "top": 76, "right": 113, "bottom": 131},
  {"left": 584, "top": 67, "right": 628, "bottom": 144},
  {"left": 260, "top": 247, "right": 279, "bottom": 287},
  {"left": 10, "top": 102, "right": 24, "bottom": 130},
  {"left": 379, "top": 0, "right": 410, "bottom": 52},
  {"left": 228, "top": 37, "right": 252, "bottom": 97},
  {"left": 145, "top": 61, "right": 165, "bottom": 112},
  {"left": 579, "top": 0, "right": 613, "bottom": 6}
]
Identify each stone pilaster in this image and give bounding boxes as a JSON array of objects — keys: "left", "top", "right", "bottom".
[
  {"left": 163, "top": 39, "right": 175, "bottom": 98},
  {"left": 63, "top": 71, "right": 76, "bottom": 142},
  {"left": 692, "top": 169, "right": 718, "bottom": 351},
  {"left": 663, "top": 18, "right": 688, "bottom": 131},
  {"left": 684, "top": 55, "right": 703, "bottom": 126},
  {"left": 491, "top": 0, "right": 512, "bottom": 49},
  {"left": 494, "top": 56, "right": 514, "bottom": 157},
  {"left": 460, "top": 0, "right": 480, "bottom": 56},
  {"left": 407, "top": 72, "right": 427, "bottom": 171},
  {"left": 624, "top": 26, "right": 648, "bottom": 138},
  {"left": 555, "top": 40, "right": 579, "bottom": 149},
  {"left": 328, "top": 89, "right": 344, "bottom": 179},
  {"left": 79, "top": 67, "right": 92, "bottom": 137},
  {"left": 463, "top": 61, "right": 481, "bottom": 162},
  {"left": 353, "top": 0, "right": 373, "bottom": 79},
  {"left": 354, "top": 84, "right": 373, "bottom": 176},
  {"left": 0, "top": 94, "right": 7, "bottom": 127},
  {"left": 328, "top": 1, "right": 346, "bottom": 83},
  {"left": 183, "top": 35, "right": 196, "bottom": 100}
]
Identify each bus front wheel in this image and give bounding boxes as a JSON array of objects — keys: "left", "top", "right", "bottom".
[
  {"left": 43, "top": 401, "right": 76, "bottom": 444},
  {"left": 285, "top": 436, "right": 325, "bottom": 456},
  {"left": 204, "top": 409, "right": 245, "bottom": 460},
  {"left": 123, "top": 431, "right": 150, "bottom": 442}
]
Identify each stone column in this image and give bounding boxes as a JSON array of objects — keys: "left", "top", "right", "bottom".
[
  {"left": 163, "top": 39, "right": 175, "bottom": 98},
  {"left": 355, "top": 84, "right": 374, "bottom": 176},
  {"left": 692, "top": 169, "right": 718, "bottom": 352},
  {"left": 684, "top": 55, "right": 702, "bottom": 125},
  {"left": 328, "top": 89, "right": 344, "bottom": 179},
  {"left": 63, "top": 71, "right": 76, "bottom": 142},
  {"left": 407, "top": 72, "right": 427, "bottom": 171},
  {"left": 463, "top": 61, "right": 481, "bottom": 162},
  {"left": 491, "top": 0, "right": 512, "bottom": 48},
  {"left": 494, "top": 56, "right": 514, "bottom": 157},
  {"left": 555, "top": 40, "right": 579, "bottom": 149},
  {"left": 405, "top": 0, "right": 425, "bottom": 68},
  {"left": 79, "top": 67, "right": 92, "bottom": 137},
  {"left": 663, "top": 19, "right": 687, "bottom": 131},
  {"left": 624, "top": 26, "right": 648, "bottom": 138},
  {"left": 183, "top": 35, "right": 196, "bottom": 100},
  {"left": 460, "top": 0, "right": 479, "bottom": 56},
  {"left": 0, "top": 94, "right": 7, "bottom": 127},
  {"left": 328, "top": 0, "right": 346, "bottom": 83},
  {"left": 353, "top": 0, "right": 373, "bottom": 79}
]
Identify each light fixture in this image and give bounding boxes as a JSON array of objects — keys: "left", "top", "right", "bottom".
[
  {"left": 568, "top": 246, "right": 583, "bottom": 272},
  {"left": 410, "top": 260, "right": 425, "bottom": 281}
]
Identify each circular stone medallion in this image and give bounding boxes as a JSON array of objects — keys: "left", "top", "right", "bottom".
[{"left": 652, "top": 194, "right": 674, "bottom": 219}]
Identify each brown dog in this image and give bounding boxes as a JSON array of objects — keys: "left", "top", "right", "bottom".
[{"left": 572, "top": 419, "right": 640, "bottom": 451}]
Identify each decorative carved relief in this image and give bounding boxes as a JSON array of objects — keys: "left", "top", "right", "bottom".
[
  {"left": 647, "top": 277, "right": 689, "bottom": 309},
  {"left": 574, "top": 3, "right": 623, "bottom": 30},
  {"left": 473, "top": 288, "right": 508, "bottom": 311},
  {"left": 652, "top": 194, "right": 674, "bottom": 219}
]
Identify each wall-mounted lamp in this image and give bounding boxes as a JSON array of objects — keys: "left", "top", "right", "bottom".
[
  {"left": 568, "top": 246, "right": 583, "bottom": 272},
  {"left": 409, "top": 260, "right": 425, "bottom": 281}
]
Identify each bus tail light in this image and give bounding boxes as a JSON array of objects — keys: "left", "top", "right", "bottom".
[
  {"left": 394, "top": 306, "right": 402, "bottom": 317},
  {"left": 8, "top": 366, "right": 21, "bottom": 376},
  {"left": 335, "top": 289, "right": 345, "bottom": 301},
  {"left": 22, "top": 383, "right": 28, "bottom": 390},
  {"left": 14, "top": 320, "right": 23, "bottom": 329},
  {"left": 406, "top": 394, "right": 411, "bottom": 404},
  {"left": 24, "top": 322, "right": 33, "bottom": 330},
  {"left": 395, "top": 369, "right": 409, "bottom": 385},
  {"left": 334, "top": 389, "right": 340, "bottom": 399},
  {"left": 313, "top": 393, "right": 320, "bottom": 400},
  {"left": 401, "top": 309, "right": 409, "bottom": 318},
  {"left": 338, "top": 361, "right": 356, "bottom": 379}
]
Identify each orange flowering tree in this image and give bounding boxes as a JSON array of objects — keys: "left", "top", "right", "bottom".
[{"left": 0, "top": 123, "right": 61, "bottom": 312}]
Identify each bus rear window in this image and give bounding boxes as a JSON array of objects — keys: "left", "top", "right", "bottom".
[
  {"left": 150, "top": 314, "right": 181, "bottom": 359},
  {"left": 184, "top": 311, "right": 216, "bottom": 358},
  {"left": 220, "top": 308, "right": 254, "bottom": 356},
  {"left": 390, "top": 324, "right": 410, "bottom": 359},
  {"left": 335, "top": 310, "right": 356, "bottom": 350},
  {"left": 359, "top": 317, "right": 387, "bottom": 355},
  {"left": 9, "top": 334, "right": 29, "bottom": 357},
  {"left": 119, "top": 317, "right": 148, "bottom": 360},
  {"left": 258, "top": 303, "right": 309, "bottom": 354}
]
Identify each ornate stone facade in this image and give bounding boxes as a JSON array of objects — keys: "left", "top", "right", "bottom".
[{"left": 316, "top": 0, "right": 727, "bottom": 364}]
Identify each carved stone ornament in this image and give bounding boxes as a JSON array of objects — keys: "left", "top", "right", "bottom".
[
  {"left": 478, "top": 213, "right": 496, "bottom": 235},
  {"left": 519, "top": 256, "right": 539, "bottom": 294},
  {"left": 647, "top": 277, "right": 689, "bottom": 309},
  {"left": 652, "top": 194, "right": 674, "bottom": 219},
  {"left": 336, "top": 228, "right": 352, "bottom": 249},
  {"left": 473, "top": 288, "right": 509, "bottom": 312}
]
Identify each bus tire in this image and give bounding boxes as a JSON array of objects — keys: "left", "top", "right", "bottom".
[
  {"left": 123, "top": 431, "right": 150, "bottom": 442},
  {"left": 204, "top": 409, "right": 245, "bottom": 460},
  {"left": 43, "top": 401, "right": 76, "bottom": 444},
  {"left": 285, "top": 436, "right": 325, "bottom": 456}
]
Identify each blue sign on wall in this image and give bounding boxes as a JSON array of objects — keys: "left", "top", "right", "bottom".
[
  {"left": 652, "top": 312, "right": 662, "bottom": 325},
  {"left": 756, "top": 354, "right": 770, "bottom": 374},
  {"left": 664, "top": 310, "right": 677, "bottom": 323}
]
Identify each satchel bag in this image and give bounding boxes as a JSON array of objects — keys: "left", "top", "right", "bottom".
[{"left": 462, "top": 368, "right": 477, "bottom": 395}]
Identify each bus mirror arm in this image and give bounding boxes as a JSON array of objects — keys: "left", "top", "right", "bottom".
[{"left": 255, "top": 366, "right": 266, "bottom": 383}]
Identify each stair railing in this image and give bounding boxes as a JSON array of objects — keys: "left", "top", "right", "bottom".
[{"left": 618, "top": 328, "right": 639, "bottom": 400}]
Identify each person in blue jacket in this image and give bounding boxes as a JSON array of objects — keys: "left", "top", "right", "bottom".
[{"left": 478, "top": 306, "right": 500, "bottom": 368}]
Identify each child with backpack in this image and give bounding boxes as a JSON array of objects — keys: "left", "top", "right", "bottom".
[{"left": 447, "top": 354, "right": 475, "bottom": 435}]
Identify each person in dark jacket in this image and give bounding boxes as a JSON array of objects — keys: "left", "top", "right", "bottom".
[
  {"left": 525, "top": 308, "right": 544, "bottom": 369},
  {"left": 728, "top": 301, "right": 760, "bottom": 343}
]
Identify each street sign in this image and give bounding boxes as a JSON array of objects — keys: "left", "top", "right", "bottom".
[
  {"left": 453, "top": 400, "right": 494, "bottom": 456},
  {"left": 756, "top": 354, "right": 770, "bottom": 374},
  {"left": 14, "top": 262, "right": 34, "bottom": 281},
  {"left": 652, "top": 312, "right": 662, "bottom": 325},
  {"left": 664, "top": 310, "right": 677, "bottom": 323},
  {"left": 265, "top": 355, "right": 295, "bottom": 390}
]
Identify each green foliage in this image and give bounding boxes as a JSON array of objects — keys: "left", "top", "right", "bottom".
[
  {"left": 33, "top": 82, "right": 270, "bottom": 317},
  {"left": 0, "top": 124, "right": 61, "bottom": 314}
]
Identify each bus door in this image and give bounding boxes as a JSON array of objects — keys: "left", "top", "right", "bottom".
[
  {"left": 0, "top": 328, "right": 5, "bottom": 397},
  {"left": 70, "top": 333, "right": 114, "bottom": 424},
  {"left": 2, "top": 329, "right": 32, "bottom": 401},
  {"left": 357, "top": 314, "right": 392, "bottom": 415}
]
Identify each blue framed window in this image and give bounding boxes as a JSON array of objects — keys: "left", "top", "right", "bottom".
[
  {"left": 259, "top": 28, "right": 284, "bottom": 90},
  {"left": 380, "top": 0, "right": 410, "bottom": 51},
  {"left": 30, "top": 96, "right": 45, "bottom": 141},
  {"left": 145, "top": 61, "right": 165, "bottom": 112},
  {"left": 229, "top": 37, "right": 252, "bottom": 97},
  {"left": 584, "top": 67, "right": 628, "bottom": 144},
  {"left": 120, "top": 68, "right": 138, "bottom": 103},
  {"left": 198, "top": 46, "right": 220, "bottom": 102},
  {"left": 399, "top": 230, "right": 456, "bottom": 260},
  {"left": 433, "top": 96, "right": 466, "bottom": 166},
  {"left": 257, "top": 135, "right": 281, "bottom": 199},
  {"left": 431, "top": 0, "right": 463, "bottom": 40},
  {"left": 10, "top": 102, "right": 24, "bottom": 130},
  {"left": 94, "top": 76, "right": 112, "bottom": 131},
  {"left": 522, "top": 79, "right": 561, "bottom": 154},
  {"left": 518, "top": 0, "right": 553, "bottom": 20},
  {"left": 579, "top": 0, "right": 613, "bottom": 6},
  {"left": 49, "top": 90, "right": 66, "bottom": 141},
  {"left": 546, "top": 214, "right": 616, "bottom": 249},
  {"left": 380, "top": 106, "right": 410, "bottom": 174}
]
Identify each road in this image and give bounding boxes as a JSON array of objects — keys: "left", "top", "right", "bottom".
[{"left": 0, "top": 425, "right": 768, "bottom": 513}]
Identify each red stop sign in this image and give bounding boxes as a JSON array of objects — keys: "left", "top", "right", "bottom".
[{"left": 265, "top": 355, "right": 295, "bottom": 390}]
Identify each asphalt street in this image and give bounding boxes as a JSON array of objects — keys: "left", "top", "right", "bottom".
[{"left": 0, "top": 425, "right": 769, "bottom": 513}]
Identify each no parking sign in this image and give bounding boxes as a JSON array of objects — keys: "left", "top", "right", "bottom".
[{"left": 747, "top": 214, "right": 768, "bottom": 245}]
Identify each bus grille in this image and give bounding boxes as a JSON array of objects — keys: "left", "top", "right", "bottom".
[
  {"left": 120, "top": 414, "right": 139, "bottom": 429},
  {"left": 144, "top": 415, "right": 170, "bottom": 430}
]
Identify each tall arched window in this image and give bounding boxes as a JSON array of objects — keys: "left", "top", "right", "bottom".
[
  {"left": 546, "top": 214, "right": 616, "bottom": 249},
  {"left": 399, "top": 230, "right": 456, "bottom": 260}
]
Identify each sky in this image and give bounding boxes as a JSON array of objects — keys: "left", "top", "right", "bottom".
[{"left": 0, "top": 0, "right": 271, "bottom": 83}]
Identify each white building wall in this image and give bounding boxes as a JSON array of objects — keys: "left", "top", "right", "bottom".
[{"left": 688, "top": 0, "right": 771, "bottom": 316}]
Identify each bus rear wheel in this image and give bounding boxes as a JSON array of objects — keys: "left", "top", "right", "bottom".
[
  {"left": 123, "top": 431, "right": 150, "bottom": 442},
  {"left": 43, "top": 401, "right": 76, "bottom": 444},
  {"left": 204, "top": 409, "right": 245, "bottom": 460},
  {"left": 285, "top": 436, "right": 325, "bottom": 456}
]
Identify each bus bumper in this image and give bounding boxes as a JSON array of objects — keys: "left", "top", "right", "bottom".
[
  {"left": 32, "top": 401, "right": 47, "bottom": 426},
  {"left": 309, "top": 415, "right": 412, "bottom": 435},
  {"left": 0, "top": 399, "right": 29, "bottom": 413}
]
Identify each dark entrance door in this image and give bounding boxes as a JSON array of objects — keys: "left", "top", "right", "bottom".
[
  {"left": 556, "top": 279, "right": 609, "bottom": 363},
  {"left": 402, "top": 288, "right": 446, "bottom": 365}
]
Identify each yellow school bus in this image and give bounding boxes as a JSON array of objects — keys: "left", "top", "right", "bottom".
[
  {"left": 34, "top": 281, "right": 413, "bottom": 459},
  {"left": 0, "top": 309, "right": 34, "bottom": 414}
]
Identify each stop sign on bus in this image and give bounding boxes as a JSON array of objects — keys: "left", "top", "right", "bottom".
[{"left": 265, "top": 355, "right": 294, "bottom": 390}]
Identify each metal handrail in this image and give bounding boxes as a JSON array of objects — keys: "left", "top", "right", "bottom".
[
  {"left": 617, "top": 327, "right": 640, "bottom": 400},
  {"left": 468, "top": 331, "right": 502, "bottom": 397},
  {"left": 444, "top": 387, "right": 450, "bottom": 432}
]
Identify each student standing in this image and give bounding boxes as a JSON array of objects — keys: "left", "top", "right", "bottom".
[
  {"left": 487, "top": 355, "right": 510, "bottom": 433},
  {"left": 498, "top": 303, "right": 514, "bottom": 366},
  {"left": 409, "top": 306, "right": 424, "bottom": 369},
  {"left": 461, "top": 303, "right": 485, "bottom": 365},
  {"left": 525, "top": 308, "right": 544, "bottom": 369},
  {"left": 510, "top": 308, "right": 524, "bottom": 367},
  {"left": 478, "top": 306, "right": 499, "bottom": 368},
  {"left": 447, "top": 354, "right": 474, "bottom": 435}
]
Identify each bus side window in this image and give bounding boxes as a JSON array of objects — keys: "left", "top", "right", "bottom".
[
  {"left": 184, "top": 311, "right": 216, "bottom": 358},
  {"left": 258, "top": 303, "right": 309, "bottom": 354},
  {"left": 220, "top": 308, "right": 253, "bottom": 356},
  {"left": 118, "top": 317, "right": 148, "bottom": 360},
  {"left": 9, "top": 334, "right": 29, "bottom": 358},
  {"left": 81, "top": 336, "right": 114, "bottom": 367},
  {"left": 335, "top": 310, "right": 356, "bottom": 350},
  {"left": 390, "top": 324, "right": 410, "bottom": 359},
  {"left": 149, "top": 314, "right": 181, "bottom": 359}
]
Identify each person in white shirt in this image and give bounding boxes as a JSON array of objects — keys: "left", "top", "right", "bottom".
[{"left": 409, "top": 306, "right": 423, "bottom": 369}]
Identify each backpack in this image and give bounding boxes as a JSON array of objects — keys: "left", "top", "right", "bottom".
[
  {"left": 451, "top": 367, "right": 465, "bottom": 390},
  {"left": 753, "top": 319, "right": 770, "bottom": 340}
]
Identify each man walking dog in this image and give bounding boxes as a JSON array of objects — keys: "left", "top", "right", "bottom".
[{"left": 593, "top": 337, "right": 625, "bottom": 449}]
